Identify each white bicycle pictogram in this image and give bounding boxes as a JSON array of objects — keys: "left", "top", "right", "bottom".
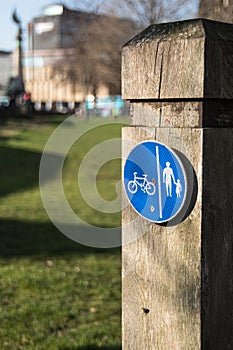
[{"left": 128, "top": 172, "right": 156, "bottom": 195}]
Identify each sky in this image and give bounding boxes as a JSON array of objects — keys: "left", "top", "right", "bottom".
[
  {"left": 0, "top": 0, "right": 199, "bottom": 52},
  {"left": 0, "top": 0, "right": 56, "bottom": 51}
]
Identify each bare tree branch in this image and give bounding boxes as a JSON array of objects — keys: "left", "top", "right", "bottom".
[
  {"left": 90, "top": 0, "right": 197, "bottom": 26},
  {"left": 53, "top": 0, "right": 197, "bottom": 101},
  {"left": 53, "top": 8, "right": 138, "bottom": 99}
]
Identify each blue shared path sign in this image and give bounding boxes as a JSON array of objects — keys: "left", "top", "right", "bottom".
[{"left": 124, "top": 141, "right": 187, "bottom": 223}]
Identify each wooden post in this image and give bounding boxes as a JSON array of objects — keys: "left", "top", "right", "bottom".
[{"left": 122, "top": 19, "right": 233, "bottom": 350}]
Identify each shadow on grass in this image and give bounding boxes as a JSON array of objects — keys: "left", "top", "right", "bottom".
[
  {"left": 0, "top": 113, "right": 67, "bottom": 126},
  {"left": 0, "top": 145, "right": 41, "bottom": 196},
  {"left": 0, "top": 137, "right": 121, "bottom": 258},
  {"left": 0, "top": 219, "right": 121, "bottom": 258},
  {"left": 0, "top": 145, "right": 62, "bottom": 197},
  {"left": 0, "top": 220, "right": 119, "bottom": 258}
]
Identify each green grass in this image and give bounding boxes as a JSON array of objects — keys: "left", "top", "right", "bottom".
[{"left": 0, "top": 115, "right": 128, "bottom": 350}]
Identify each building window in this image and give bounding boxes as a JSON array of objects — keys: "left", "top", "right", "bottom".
[{"left": 222, "top": 0, "right": 229, "bottom": 7}]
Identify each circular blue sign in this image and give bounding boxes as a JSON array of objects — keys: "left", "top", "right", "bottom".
[{"left": 124, "top": 141, "right": 187, "bottom": 223}]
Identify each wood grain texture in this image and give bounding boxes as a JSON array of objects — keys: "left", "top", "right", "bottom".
[
  {"left": 131, "top": 102, "right": 202, "bottom": 128},
  {"left": 201, "top": 129, "right": 233, "bottom": 349},
  {"left": 122, "top": 127, "right": 202, "bottom": 350},
  {"left": 122, "top": 19, "right": 233, "bottom": 100},
  {"left": 122, "top": 38, "right": 205, "bottom": 100},
  {"left": 204, "top": 38, "right": 233, "bottom": 99},
  {"left": 122, "top": 18, "right": 233, "bottom": 350},
  {"left": 130, "top": 100, "right": 233, "bottom": 128},
  {"left": 122, "top": 129, "right": 233, "bottom": 350}
]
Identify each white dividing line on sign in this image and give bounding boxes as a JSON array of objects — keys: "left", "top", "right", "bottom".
[{"left": 156, "top": 145, "right": 163, "bottom": 219}]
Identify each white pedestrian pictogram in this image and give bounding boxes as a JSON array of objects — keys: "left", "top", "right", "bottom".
[
  {"left": 128, "top": 172, "right": 156, "bottom": 196},
  {"left": 163, "top": 162, "right": 176, "bottom": 197},
  {"left": 175, "top": 179, "right": 182, "bottom": 198}
]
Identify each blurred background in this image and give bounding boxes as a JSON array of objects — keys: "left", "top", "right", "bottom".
[
  {"left": 0, "top": 0, "right": 231, "bottom": 117},
  {"left": 0, "top": 0, "right": 232, "bottom": 349}
]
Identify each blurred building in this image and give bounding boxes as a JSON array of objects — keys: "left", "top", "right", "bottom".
[
  {"left": 28, "top": 4, "right": 95, "bottom": 50},
  {"left": 23, "top": 4, "right": 128, "bottom": 106},
  {"left": 0, "top": 51, "right": 13, "bottom": 96},
  {"left": 23, "top": 48, "right": 86, "bottom": 104},
  {"left": 199, "top": 0, "right": 233, "bottom": 22}
]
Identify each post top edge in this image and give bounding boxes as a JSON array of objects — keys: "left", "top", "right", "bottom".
[{"left": 123, "top": 18, "right": 233, "bottom": 47}]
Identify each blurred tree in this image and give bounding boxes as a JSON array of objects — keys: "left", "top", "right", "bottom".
[
  {"left": 199, "top": 0, "right": 233, "bottom": 22},
  {"left": 54, "top": 7, "right": 138, "bottom": 98},
  {"left": 103, "top": 0, "right": 194, "bottom": 26},
  {"left": 65, "top": 0, "right": 196, "bottom": 26},
  {"left": 55, "top": 0, "right": 197, "bottom": 99}
]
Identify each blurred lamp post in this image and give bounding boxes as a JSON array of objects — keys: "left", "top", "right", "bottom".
[{"left": 12, "top": 9, "right": 25, "bottom": 93}]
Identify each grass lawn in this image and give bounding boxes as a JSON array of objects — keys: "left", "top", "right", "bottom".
[{"left": 0, "top": 115, "right": 127, "bottom": 350}]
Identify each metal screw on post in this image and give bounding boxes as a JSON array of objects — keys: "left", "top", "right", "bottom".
[{"left": 142, "top": 308, "right": 150, "bottom": 314}]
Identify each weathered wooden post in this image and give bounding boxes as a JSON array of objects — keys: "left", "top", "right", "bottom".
[{"left": 122, "top": 19, "right": 233, "bottom": 349}]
